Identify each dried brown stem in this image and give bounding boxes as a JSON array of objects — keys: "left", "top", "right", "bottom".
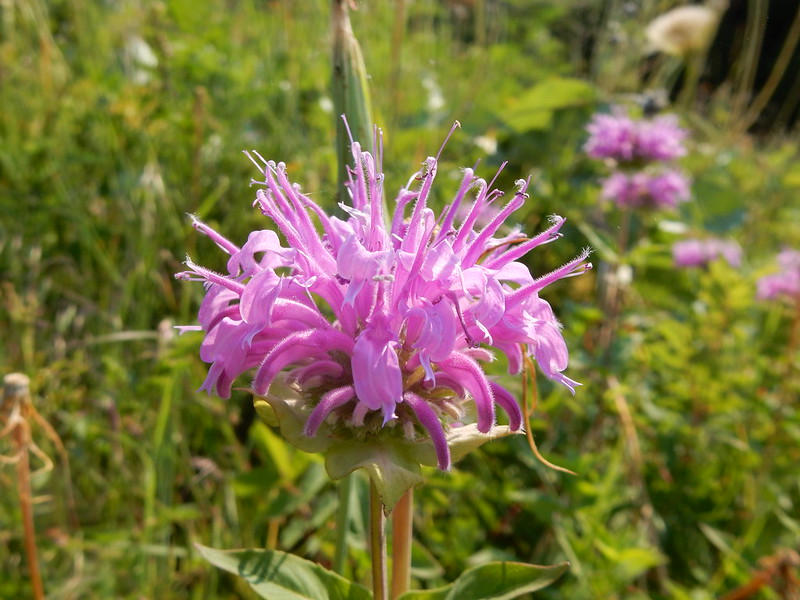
[
  {"left": 4, "top": 374, "right": 45, "bottom": 600},
  {"left": 522, "top": 356, "right": 575, "bottom": 475},
  {"left": 606, "top": 375, "right": 668, "bottom": 592}
]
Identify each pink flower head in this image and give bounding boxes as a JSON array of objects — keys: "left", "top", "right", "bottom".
[
  {"left": 176, "top": 125, "right": 591, "bottom": 470},
  {"left": 634, "top": 115, "right": 688, "bottom": 161},
  {"left": 757, "top": 249, "right": 800, "bottom": 301},
  {"left": 647, "top": 169, "right": 692, "bottom": 208},
  {"left": 601, "top": 169, "right": 690, "bottom": 209},
  {"left": 584, "top": 109, "right": 638, "bottom": 161},
  {"left": 672, "top": 238, "right": 742, "bottom": 268},
  {"left": 584, "top": 107, "right": 688, "bottom": 163}
]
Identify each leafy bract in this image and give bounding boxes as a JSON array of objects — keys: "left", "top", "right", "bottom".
[{"left": 253, "top": 381, "right": 520, "bottom": 510}]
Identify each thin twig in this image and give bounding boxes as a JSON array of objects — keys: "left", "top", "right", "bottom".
[{"left": 522, "top": 356, "right": 575, "bottom": 475}]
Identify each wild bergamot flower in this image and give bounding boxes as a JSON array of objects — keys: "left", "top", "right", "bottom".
[
  {"left": 757, "top": 249, "right": 800, "bottom": 301},
  {"left": 585, "top": 108, "right": 691, "bottom": 210},
  {"left": 177, "top": 126, "right": 590, "bottom": 483},
  {"left": 584, "top": 109, "right": 688, "bottom": 164},
  {"left": 672, "top": 238, "right": 742, "bottom": 268},
  {"left": 600, "top": 169, "right": 691, "bottom": 209}
]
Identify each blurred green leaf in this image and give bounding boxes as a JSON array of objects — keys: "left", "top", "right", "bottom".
[
  {"left": 411, "top": 540, "right": 446, "bottom": 580},
  {"left": 502, "top": 77, "right": 595, "bottom": 133},
  {"left": 234, "top": 466, "right": 282, "bottom": 498}
]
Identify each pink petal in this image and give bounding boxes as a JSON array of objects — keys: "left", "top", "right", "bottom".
[{"left": 351, "top": 319, "right": 403, "bottom": 423}]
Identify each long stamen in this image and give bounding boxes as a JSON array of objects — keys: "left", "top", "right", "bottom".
[
  {"left": 483, "top": 215, "right": 566, "bottom": 269},
  {"left": 189, "top": 214, "right": 240, "bottom": 256},
  {"left": 434, "top": 168, "right": 476, "bottom": 245},
  {"left": 462, "top": 183, "right": 529, "bottom": 267},
  {"left": 435, "top": 120, "right": 461, "bottom": 163},
  {"left": 506, "top": 248, "right": 593, "bottom": 307},
  {"left": 175, "top": 258, "right": 246, "bottom": 295}
]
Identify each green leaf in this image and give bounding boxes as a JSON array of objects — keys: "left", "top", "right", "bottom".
[
  {"left": 397, "top": 560, "right": 569, "bottom": 600},
  {"left": 503, "top": 77, "right": 595, "bottom": 132},
  {"left": 195, "top": 544, "right": 372, "bottom": 600},
  {"left": 411, "top": 540, "right": 445, "bottom": 580},
  {"left": 263, "top": 463, "right": 329, "bottom": 519},
  {"left": 233, "top": 465, "right": 282, "bottom": 498},
  {"left": 575, "top": 220, "right": 618, "bottom": 262},
  {"left": 615, "top": 548, "right": 666, "bottom": 582}
]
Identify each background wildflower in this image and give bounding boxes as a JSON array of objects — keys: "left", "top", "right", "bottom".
[
  {"left": 673, "top": 238, "right": 743, "bottom": 268},
  {"left": 645, "top": 4, "right": 721, "bottom": 57},
  {"left": 645, "top": 169, "right": 692, "bottom": 209},
  {"left": 757, "top": 249, "right": 800, "bottom": 300},
  {"left": 584, "top": 110, "right": 688, "bottom": 163},
  {"left": 634, "top": 115, "right": 688, "bottom": 161},
  {"left": 600, "top": 169, "right": 691, "bottom": 209},
  {"left": 584, "top": 109, "right": 638, "bottom": 161},
  {"left": 587, "top": 107, "right": 690, "bottom": 211}
]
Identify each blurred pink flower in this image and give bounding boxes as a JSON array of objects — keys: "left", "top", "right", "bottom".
[
  {"left": 757, "top": 249, "right": 800, "bottom": 300},
  {"left": 601, "top": 169, "right": 691, "bottom": 209},
  {"left": 584, "top": 108, "right": 687, "bottom": 163},
  {"left": 584, "top": 109, "right": 638, "bottom": 161},
  {"left": 177, "top": 130, "right": 591, "bottom": 470},
  {"left": 672, "top": 238, "right": 742, "bottom": 268},
  {"left": 635, "top": 115, "right": 688, "bottom": 161},
  {"left": 646, "top": 170, "right": 692, "bottom": 208}
]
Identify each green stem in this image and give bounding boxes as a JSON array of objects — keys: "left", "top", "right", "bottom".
[
  {"left": 599, "top": 206, "right": 633, "bottom": 360},
  {"left": 732, "top": 0, "right": 768, "bottom": 119},
  {"left": 390, "top": 489, "right": 413, "bottom": 599},
  {"left": 388, "top": 0, "right": 406, "bottom": 133},
  {"left": 740, "top": 3, "right": 800, "bottom": 132},
  {"left": 783, "top": 296, "right": 800, "bottom": 402},
  {"left": 677, "top": 50, "right": 700, "bottom": 110},
  {"left": 331, "top": 0, "right": 373, "bottom": 211},
  {"left": 369, "top": 481, "right": 388, "bottom": 600},
  {"left": 332, "top": 474, "right": 354, "bottom": 575}
]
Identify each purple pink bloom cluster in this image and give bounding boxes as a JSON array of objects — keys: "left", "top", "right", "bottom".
[
  {"left": 757, "top": 249, "right": 800, "bottom": 301},
  {"left": 601, "top": 170, "right": 691, "bottom": 210},
  {"left": 672, "top": 238, "right": 742, "bottom": 268},
  {"left": 177, "top": 130, "right": 591, "bottom": 470},
  {"left": 585, "top": 108, "right": 691, "bottom": 209}
]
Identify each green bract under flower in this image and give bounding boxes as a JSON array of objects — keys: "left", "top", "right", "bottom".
[{"left": 253, "top": 378, "right": 516, "bottom": 509}]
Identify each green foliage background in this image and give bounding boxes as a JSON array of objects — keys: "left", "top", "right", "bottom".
[{"left": 1, "top": 1, "right": 799, "bottom": 598}]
